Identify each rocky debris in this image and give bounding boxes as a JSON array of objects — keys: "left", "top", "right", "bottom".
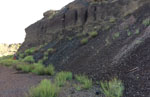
[{"left": 18, "top": 0, "right": 150, "bottom": 97}]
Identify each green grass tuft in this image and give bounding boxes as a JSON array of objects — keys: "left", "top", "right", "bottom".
[
  {"left": 80, "top": 38, "right": 89, "bottom": 45},
  {"left": 23, "top": 56, "right": 35, "bottom": 63},
  {"left": 25, "top": 47, "right": 36, "bottom": 55},
  {"left": 16, "top": 64, "right": 33, "bottom": 73},
  {"left": 100, "top": 78, "right": 124, "bottom": 97},
  {"left": 45, "top": 64, "right": 55, "bottom": 75},
  {"left": 113, "top": 32, "right": 120, "bottom": 39},
  {"left": 142, "top": 18, "right": 150, "bottom": 26},
  {"left": 88, "top": 31, "right": 98, "bottom": 37},
  {"left": 75, "top": 75, "right": 92, "bottom": 89},
  {"left": 55, "top": 71, "right": 72, "bottom": 87},
  {"left": 27, "top": 79, "right": 59, "bottom": 97},
  {"left": 32, "top": 63, "right": 45, "bottom": 75}
]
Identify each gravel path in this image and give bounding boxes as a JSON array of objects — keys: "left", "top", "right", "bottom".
[{"left": 0, "top": 66, "right": 49, "bottom": 97}]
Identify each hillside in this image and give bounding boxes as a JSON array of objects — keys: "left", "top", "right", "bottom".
[
  {"left": 17, "top": 0, "right": 150, "bottom": 97},
  {"left": 0, "top": 44, "right": 21, "bottom": 57}
]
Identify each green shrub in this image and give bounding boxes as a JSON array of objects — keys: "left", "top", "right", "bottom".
[
  {"left": 44, "top": 51, "right": 49, "bottom": 56},
  {"left": 55, "top": 71, "right": 72, "bottom": 87},
  {"left": 109, "top": 17, "right": 116, "bottom": 23},
  {"left": 113, "top": 32, "right": 120, "bottom": 39},
  {"left": 142, "top": 18, "right": 150, "bottom": 26},
  {"left": 100, "top": 78, "right": 124, "bottom": 97},
  {"left": 27, "top": 79, "right": 59, "bottom": 97},
  {"left": 38, "top": 59, "right": 43, "bottom": 64},
  {"left": 135, "top": 29, "right": 140, "bottom": 34},
  {"left": 32, "top": 64, "right": 45, "bottom": 75},
  {"left": 127, "top": 31, "right": 132, "bottom": 36},
  {"left": 73, "top": 84, "right": 82, "bottom": 91},
  {"left": 75, "top": 75, "right": 92, "bottom": 89},
  {"left": 88, "top": 31, "right": 98, "bottom": 37},
  {"left": 25, "top": 47, "right": 36, "bottom": 55},
  {"left": 80, "top": 38, "right": 89, "bottom": 45},
  {"left": 43, "top": 56, "right": 48, "bottom": 61},
  {"left": 0, "top": 55, "right": 20, "bottom": 67},
  {"left": 18, "top": 53, "right": 25, "bottom": 59},
  {"left": 47, "top": 48, "right": 54, "bottom": 53},
  {"left": 16, "top": 64, "right": 33, "bottom": 73},
  {"left": 45, "top": 64, "right": 55, "bottom": 75},
  {"left": 23, "top": 56, "right": 35, "bottom": 63}
]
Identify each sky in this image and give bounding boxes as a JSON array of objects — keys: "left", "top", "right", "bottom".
[{"left": 0, "top": 0, "right": 74, "bottom": 44}]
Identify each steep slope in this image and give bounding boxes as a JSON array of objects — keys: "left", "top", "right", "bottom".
[{"left": 18, "top": 0, "right": 150, "bottom": 97}]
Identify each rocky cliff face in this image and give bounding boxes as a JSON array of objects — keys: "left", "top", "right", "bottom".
[{"left": 19, "top": 0, "right": 150, "bottom": 96}]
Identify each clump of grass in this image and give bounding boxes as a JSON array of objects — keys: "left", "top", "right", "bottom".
[
  {"left": 38, "top": 59, "right": 43, "bottom": 64},
  {"left": 27, "top": 79, "right": 59, "bottom": 97},
  {"left": 88, "top": 31, "right": 98, "bottom": 37},
  {"left": 45, "top": 64, "right": 55, "bottom": 75},
  {"left": 135, "top": 29, "right": 140, "bottom": 34},
  {"left": 55, "top": 71, "right": 72, "bottom": 87},
  {"left": 0, "top": 59, "right": 19, "bottom": 67},
  {"left": 127, "top": 30, "right": 132, "bottom": 36},
  {"left": 109, "top": 17, "right": 116, "bottom": 23},
  {"left": 142, "top": 18, "right": 150, "bottom": 26},
  {"left": 16, "top": 64, "right": 33, "bottom": 73},
  {"left": 47, "top": 48, "right": 54, "bottom": 53},
  {"left": 0, "top": 55, "right": 21, "bottom": 67},
  {"left": 25, "top": 47, "right": 36, "bottom": 55},
  {"left": 75, "top": 75, "right": 92, "bottom": 89},
  {"left": 43, "top": 56, "right": 48, "bottom": 61},
  {"left": 18, "top": 53, "right": 25, "bottom": 59},
  {"left": 113, "top": 32, "right": 120, "bottom": 39},
  {"left": 100, "top": 78, "right": 124, "bottom": 97},
  {"left": 73, "top": 84, "right": 82, "bottom": 91},
  {"left": 44, "top": 52, "right": 49, "bottom": 56},
  {"left": 80, "top": 38, "right": 89, "bottom": 45},
  {"left": 23, "top": 56, "right": 34, "bottom": 63},
  {"left": 32, "top": 63, "right": 45, "bottom": 75}
]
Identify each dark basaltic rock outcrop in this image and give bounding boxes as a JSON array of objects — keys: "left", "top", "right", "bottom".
[{"left": 18, "top": 0, "right": 150, "bottom": 97}]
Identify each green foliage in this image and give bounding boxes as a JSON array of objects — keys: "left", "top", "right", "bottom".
[
  {"left": 0, "top": 59, "right": 19, "bottom": 67},
  {"left": 142, "top": 18, "right": 150, "bottom": 26},
  {"left": 100, "top": 78, "right": 124, "bottom": 97},
  {"left": 109, "top": 17, "right": 116, "bottom": 23},
  {"left": 25, "top": 47, "right": 36, "bottom": 55},
  {"left": 105, "top": 37, "right": 110, "bottom": 46},
  {"left": 43, "top": 56, "right": 48, "bottom": 61},
  {"left": 38, "top": 59, "right": 43, "bottom": 64},
  {"left": 135, "top": 29, "right": 140, "bottom": 34},
  {"left": 32, "top": 63, "right": 45, "bottom": 75},
  {"left": 104, "top": 25, "right": 110, "bottom": 30},
  {"left": 16, "top": 64, "right": 33, "bottom": 73},
  {"left": 75, "top": 75, "right": 92, "bottom": 89},
  {"left": 55, "top": 71, "right": 72, "bottom": 87},
  {"left": 127, "top": 30, "right": 132, "bottom": 36},
  {"left": 27, "top": 79, "right": 59, "bottom": 97},
  {"left": 113, "top": 32, "right": 120, "bottom": 39},
  {"left": 73, "top": 84, "right": 82, "bottom": 91},
  {"left": 18, "top": 53, "right": 25, "bottom": 59},
  {"left": 44, "top": 52, "right": 49, "bottom": 56},
  {"left": 44, "top": 48, "right": 54, "bottom": 57},
  {"left": 88, "top": 31, "right": 98, "bottom": 37},
  {"left": 0, "top": 55, "right": 21, "bottom": 67},
  {"left": 67, "top": 37, "right": 73, "bottom": 41},
  {"left": 47, "top": 48, "right": 54, "bottom": 53},
  {"left": 44, "top": 65, "right": 55, "bottom": 75},
  {"left": 23, "top": 56, "right": 35, "bottom": 63},
  {"left": 77, "top": 32, "right": 87, "bottom": 37},
  {"left": 80, "top": 38, "right": 89, "bottom": 45}
]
